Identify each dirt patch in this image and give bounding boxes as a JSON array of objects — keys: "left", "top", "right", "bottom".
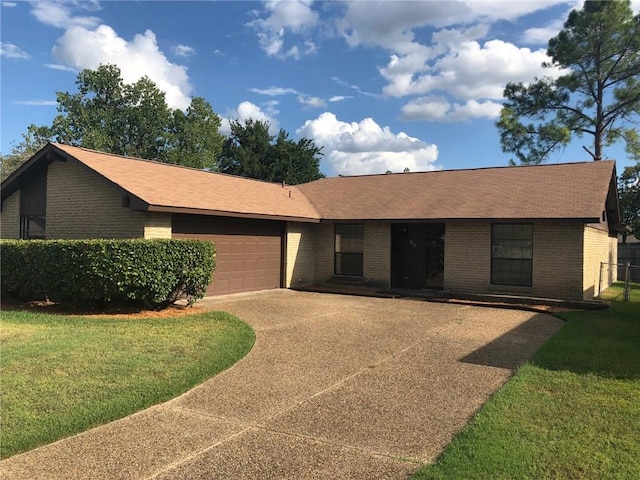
[{"left": 0, "top": 296, "right": 205, "bottom": 319}]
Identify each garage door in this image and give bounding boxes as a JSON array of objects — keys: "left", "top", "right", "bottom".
[{"left": 172, "top": 215, "right": 283, "bottom": 296}]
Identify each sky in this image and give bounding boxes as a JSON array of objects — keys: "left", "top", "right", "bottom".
[{"left": 1, "top": 0, "right": 639, "bottom": 177}]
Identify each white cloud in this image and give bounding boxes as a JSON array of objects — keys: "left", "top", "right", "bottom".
[
  {"left": 3, "top": 2, "right": 17, "bottom": 7},
  {"left": 251, "top": 86, "right": 299, "bottom": 96},
  {"left": 45, "top": 63, "right": 77, "bottom": 72},
  {"left": 0, "top": 42, "right": 30, "bottom": 59},
  {"left": 247, "top": 0, "right": 319, "bottom": 58},
  {"left": 30, "top": 1, "right": 101, "bottom": 29},
  {"left": 400, "top": 96, "right": 503, "bottom": 121},
  {"left": 329, "top": 95, "right": 352, "bottom": 102},
  {"left": 331, "top": 76, "right": 379, "bottom": 98},
  {"left": 381, "top": 38, "right": 562, "bottom": 100},
  {"left": 464, "top": 1, "right": 569, "bottom": 21},
  {"left": 13, "top": 100, "right": 58, "bottom": 106},
  {"left": 173, "top": 44, "right": 195, "bottom": 57},
  {"left": 521, "top": 20, "right": 564, "bottom": 44},
  {"left": 335, "top": 1, "right": 572, "bottom": 123},
  {"left": 251, "top": 85, "right": 328, "bottom": 108},
  {"left": 220, "top": 101, "right": 280, "bottom": 136},
  {"left": 52, "top": 25, "right": 192, "bottom": 110},
  {"left": 297, "top": 95, "right": 326, "bottom": 108},
  {"left": 297, "top": 112, "right": 439, "bottom": 175},
  {"left": 337, "top": 0, "right": 568, "bottom": 50}
]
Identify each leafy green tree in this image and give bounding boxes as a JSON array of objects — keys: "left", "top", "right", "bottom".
[
  {"left": 0, "top": 125, "right": 51, "bottom": 181},
  {"left": 497, "top": 0, "right": 640, "bottom": 164},
  {"left": 3, "top": 64, "right": 225, "bottom": 174},
  {"left": 50, "top": 65, "right": 171, "bottom": 160},
  {"left": 166, "top": 97, "right": 224, "bottom": 170},
  {"left": 219, "top": 118, "right": 324, "bottom": 184},
  {"left": 619, "top": 163, "right": 640, "bottom": 241}
]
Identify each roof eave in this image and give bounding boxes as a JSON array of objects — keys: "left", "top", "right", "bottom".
[
  {"left": 318, "top": 216, "right": 602, "bottom": 223},
  {"left": 1, "top": 143, "right": 63, "bottom": 201},
  {"left": 147, "top": 205, "right": 321, "bottom": 223}
]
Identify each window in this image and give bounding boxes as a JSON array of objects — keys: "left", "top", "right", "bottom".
[
  {"left": 19, "top": 169, "right": 47, "bottom": 239},
  {"left": 491, "top": 224, "right": 532, "bottom": 287},
  {"left": 20, "top": 215, "right": 46, "bottom": 240},
  {"left": 335, "top": 224, "right": 364, "bottom": 276}
]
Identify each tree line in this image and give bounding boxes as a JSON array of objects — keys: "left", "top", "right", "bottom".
[{"left": 0, "top": 64, "right": 323, "bottom": 185}]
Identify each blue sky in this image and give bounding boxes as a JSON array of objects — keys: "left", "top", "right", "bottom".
[{"left": 1, "top": 0, "right": 639, "bottom": 176}]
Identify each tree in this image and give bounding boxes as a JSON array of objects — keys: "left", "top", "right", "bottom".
[
  {"left": 49, "top": 64, "right": 172, "bottom": 159},
  {"left": 218, "top": 118, "right": 324, "bottom": 184},
  {"left": 166, "top": 97, "right": 224, "bottom": 170},
  {"left": 619, "top": 162, "right": 640, "bottom": 241},
  {"left": 4, "top": 64, "right": 225, "bottom": 172},
  {"left": 0, "top": 125, "right": 51, "bottom": 181},
  {"left": 497, "top": 0, "right": 640, "bottom": 164}
]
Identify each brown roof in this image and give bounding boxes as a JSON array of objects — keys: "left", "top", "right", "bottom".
[
  {"left": 51, "top": 143, "right": 321, "bottom": 222},
  {"left": 297, "top": 161, "right": 617, "bottom": 221},
  {"left": 1, "top": 143, "right": 619, "bottom": 225}
]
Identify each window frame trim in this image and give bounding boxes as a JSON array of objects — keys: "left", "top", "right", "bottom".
[
  {"left": 490, "top": 223, "right": 533, "bottom": 287},
  {"left": 334, "top": 223, "right": 364, "bottom": 277}
]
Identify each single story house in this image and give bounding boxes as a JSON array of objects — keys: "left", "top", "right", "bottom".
[{"left": 1, "top": 143, "right": 622, "bottom": 300}]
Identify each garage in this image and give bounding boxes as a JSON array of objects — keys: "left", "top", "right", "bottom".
[{"left": 172, "top": 214, "right": 284, "bottom": 296}]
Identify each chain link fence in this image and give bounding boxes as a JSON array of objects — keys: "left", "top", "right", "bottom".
[{"left": 597, "top": 261, "right": 640, "bottom": 301}]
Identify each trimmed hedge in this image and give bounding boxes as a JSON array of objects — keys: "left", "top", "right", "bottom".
[{"left": 0, "top": 239, "right": 215, "bottom": 308}]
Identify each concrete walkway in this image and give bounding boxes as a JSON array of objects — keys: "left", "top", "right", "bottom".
[{"left": 1, "top": 290, "right": 563, "bottom": 479}]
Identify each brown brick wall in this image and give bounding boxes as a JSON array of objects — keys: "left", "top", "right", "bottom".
[
  {"left": 531, "top": 222, "right": 583, "bottom": 300},
  {"left": 363, "top": 222, "right": 390, "bottom": 287},
  {"left": 144, "top": 212, "right": 172, "bottom": 239},
  {"left": 444, "top": 221, "right": 587, "bottom": 300},
  {"left": 314, "top": 222, "right": 335, "bottom": 283},
  {"left": 0, "top": 191, "right": 20, "bottom": 239},
  {"left": 285, "top": 222, "right": 317, "bottom": 287},
  {"left": 583, "top": 225, "right": 617, "bottom": 299},
  {"left": 47, "top": 159, "right": 145, "bottom": 239},
  {"left": 312, "top": 221, "right": 391, "bottom": 287},
  {"left": 444, "top": 222, "right": 491, "bottom": 293}
]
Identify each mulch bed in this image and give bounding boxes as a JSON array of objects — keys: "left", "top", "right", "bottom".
[{"left": 0, "top": 295, "right": 204, "bottom": 319}]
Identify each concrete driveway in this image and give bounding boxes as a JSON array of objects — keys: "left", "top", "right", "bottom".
[{"left": 1, "top": 290, "right": 563, "bottom": 479}]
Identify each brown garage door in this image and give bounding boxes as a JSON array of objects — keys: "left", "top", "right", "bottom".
[{"left": 172, "top": 215, "right": 283, "bottom": 296}]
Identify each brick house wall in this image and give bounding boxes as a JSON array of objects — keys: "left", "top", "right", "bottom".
[
  {"left": 363, "top": 222, "right": 390, "bottom": 287},
  {"left": 47, "top": 160, "right": 146, "bottom": 239},
  {"left": 314, "top": 222, "right": 335, "bottom": 283},
  {"left": 310, "top": 221, "right": 392, "bottom": 287},
  {"left": 444, "top": 221, "right": 588, "bottom": 300},
  {"left": 444, "top": 222, "right": 491, "bottom": 294},
  {"left": 144, "top": 212, "right": 172, "bottom": 239},
  {"left": 0, "top": 191, "right": 20, "bottom": 239},
  {"left": 531, "top": 222, "right": 584, "bottom": 300},
  {"left": 285, "top": 222, "right": 317, "bottom": 288},
  {"left": 583, "top": 225, "right": 617, "bottom": 299}
]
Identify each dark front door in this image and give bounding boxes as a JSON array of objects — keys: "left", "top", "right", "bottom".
[{"left": 391, "top": 223, "right": 445, "bottom": 289}]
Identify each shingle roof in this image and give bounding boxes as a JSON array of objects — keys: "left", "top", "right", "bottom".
[
  {"left": 297, "top": 161, "right": 617, "bottom": 221},
  {"left": 2, "top": 143, "right": 618, "bottom": 225},
  {"left": 51, "top": 143, "right": 322, "bottom": 222}
]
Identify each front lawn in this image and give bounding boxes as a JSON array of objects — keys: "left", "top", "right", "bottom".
[
  {"left": 0, "top": 309, "right": 254, "bottom": 459},
  {"left": 413, "top": 282, "right": 640, "bottom": 480}
]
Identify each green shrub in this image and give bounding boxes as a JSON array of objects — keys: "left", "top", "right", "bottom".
[{"left": 0, "top": 239, "right": 215, "bottom": 308}]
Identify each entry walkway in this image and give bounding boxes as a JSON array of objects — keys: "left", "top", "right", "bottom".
[{"left": 1, "top": 290, "right": 563, "bottom": 479}]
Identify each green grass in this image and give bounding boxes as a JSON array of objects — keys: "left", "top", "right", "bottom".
[
  {"left": 0, "top": 309, "right": 255, "bottom": 459},
  {"left": 413, "top": 282, "right": 640, "bottom": 480},
  {"left": 600, "top": 280, "right": 640, "bottom": 303}
]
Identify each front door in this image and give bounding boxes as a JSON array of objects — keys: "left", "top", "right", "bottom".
[{"left": 391, "top": 223, "right": 445, "bottom": 289}]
